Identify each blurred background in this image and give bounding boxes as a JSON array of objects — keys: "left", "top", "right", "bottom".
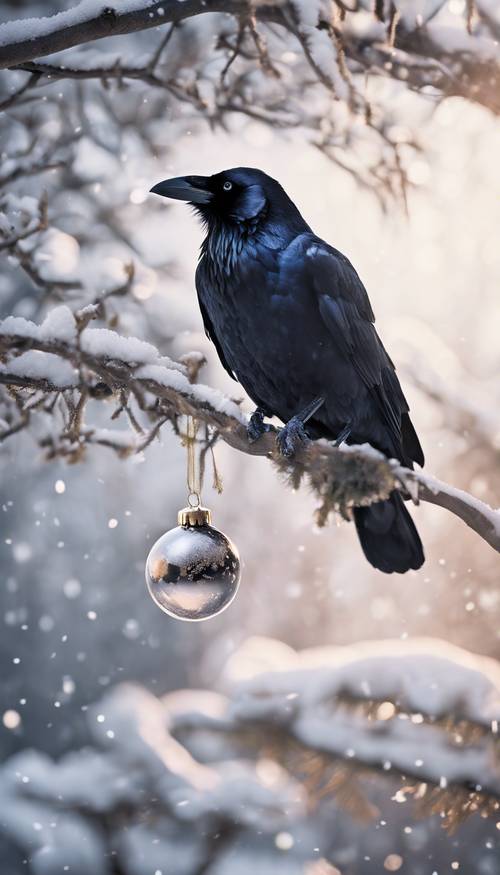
[{"left": 0, "top": 1, "right": 499, "bottom": 872}]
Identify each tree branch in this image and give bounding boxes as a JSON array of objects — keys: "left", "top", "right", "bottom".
[
  {"left": 395, "top": 467, "right": 500, "bottom": 554},
  {"left": 0, "top": 1, "right": 252, "bottom": 70},
  {"left": 0, "top": 309, "right": 498, "bottom": 555},
  {"left": 1, "top": 2, "right": 497, "bottom": 214},
  {"left": 0, "top": 0, "right": 499, "bottom": 116},
  {"left": 169, "top": 635, "right": 500, "bottom": 820}
]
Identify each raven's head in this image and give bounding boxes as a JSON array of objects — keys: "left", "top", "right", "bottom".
[{"left": 150, "top": 167, "right": 307, "bottom": 237}]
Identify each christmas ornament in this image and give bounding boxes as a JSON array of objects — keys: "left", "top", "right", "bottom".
[{"left": 145, "top": 417, "right": 241, "bottom": 621}]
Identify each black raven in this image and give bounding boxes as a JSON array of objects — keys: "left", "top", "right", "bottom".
[{"left": 151, "top": 168, "right": 424, "bottom": 574}]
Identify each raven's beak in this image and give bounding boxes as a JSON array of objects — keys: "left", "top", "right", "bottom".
[{"left": 149, "top": 175, "right": 212, "bottom": 205}]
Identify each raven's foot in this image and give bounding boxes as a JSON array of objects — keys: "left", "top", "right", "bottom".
[
  {"left": 247, "top": 408, "right": 275, "bottom": 444},
  {"left": 276, "top": 397, "right": 325, "bottom": 458},
  {"left": 334, "top": 423, "right": 352, "bottom": 447},
  {"left": 277, "top": 416, "right": 310, "bottom": 458}
]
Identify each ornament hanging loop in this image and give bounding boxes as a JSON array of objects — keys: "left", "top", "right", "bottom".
[{"left": 188, "top": 491, "right": 201, "bottom": 508}]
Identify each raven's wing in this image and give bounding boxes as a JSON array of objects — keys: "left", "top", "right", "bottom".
[
  {"left": 305, "top": 238, "right": 424, "bottom": 467},
  {"left": 195, "top": 270, "right": 237, "bottom": 383}
]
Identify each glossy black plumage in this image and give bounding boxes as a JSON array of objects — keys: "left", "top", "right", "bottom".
[{"left": 151, "top": 167, "right": 425, "bottom": 573}]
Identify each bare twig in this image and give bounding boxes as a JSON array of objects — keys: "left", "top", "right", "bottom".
[{"left": 0, "top": 70, "right": 40, "bottom": 111}]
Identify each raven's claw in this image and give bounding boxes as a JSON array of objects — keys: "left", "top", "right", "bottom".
[
  {"left": 247, "top": 408, "right": 275, "bottom": 443},
  {"left": 334, "top": 423, "right": 352, "bottom": 447},
  {"left": 277, "top": 416, "right": 310, "bottom": 458}
]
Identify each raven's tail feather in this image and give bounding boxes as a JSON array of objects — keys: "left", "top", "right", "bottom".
[{"left": 353, "top": 492, "right": 424, "bottom": 574}]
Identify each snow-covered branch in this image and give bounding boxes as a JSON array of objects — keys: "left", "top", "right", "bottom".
[
  {"left": 176, "top": 635, "right": 500, "bottom": 808},
  {"left": 1, "top": 0, "right": 498, "bottom": 114},
  {"left": 1, "top": 1, "right": 499, "bottom": 207},
  {"left": 1, "top": 636, "right": 500, "bottom": 873},
  {"left": 395, "top": 467, "right": 500, "bottom": 555},
  {"left": 0, "top": 0, "right": 227, "bottom": 70},
  {"left": 1, "top": 307, "right": 499, "bottom": 555}
]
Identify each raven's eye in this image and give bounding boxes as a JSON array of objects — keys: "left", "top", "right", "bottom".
[{"left": 223, "top": 181, "right": 232, "bottom": 191}]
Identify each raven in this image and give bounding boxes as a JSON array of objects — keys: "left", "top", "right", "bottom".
[{"left": 151, "top": 168, "right": 424, "bottom": 574}]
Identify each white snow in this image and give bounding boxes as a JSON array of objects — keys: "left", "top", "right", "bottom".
[
  {"left": 290, "top": 0, "right": 325, "bottom": 28},
  {"left": 0, "top": 309, "right": 242, "bottom": 420},
  {"left": 0, "top": 0, "right": 159, "bottom": 48},
  {"left": 0, "top": 310, "right": 188, "bottom": 377},
  {"left": 80, "top": 326, "right": 162, "bottom": 365},
  {"left": 89, "top": 427, "right": 139, "bottom": 449},
  {"left": 29, "top": 47, "right": 152, "bottom": 72},
  {"left": 79, "top": 328, "right": 187, "bottom": 375},
  {"left": 165, "top": 635, "right": 500, "bottom": 798},
  {"left": 289, "top": 1, "right": 350, "bottom": 100},
  {"left": 1, "top": 638, "right": 500, "bottom": 870},
  {"left": 186, "top": 382, "right": 244, "bottom": 421},
  {"left": 209, "top": 636, "right": 500, "bottom": 796},
  {"left": 0, "top": 314, "right": 40, "bottom": 341},
  {"left": 39, "top": 306, "right": 78, "bottom": 345},
  {"left": 115, "top": 822, "right": 206, "bottom": 875},
  {"left": 3, "top": 747, "right": 139, "bottom": 812},
  {"left": 305, "top": 28, "right": 350, "bottom": 101},
  {"left": 111, "top": 688, "right": 298, "bottom": 832},
  {"left": 426, "top": 24, "right": 498, "bottom": 61},
  {"left": 135, "top": 362, "right": 188, "bottom": 387},
  {"left": 295, "top": 709, "right": 500, "bottom": 795},
  {"left": 338, "top": 441, "right": 386, "bottom": 462},
  {"left": 1, "top": 193, "right": 40, "bottom": 218},
  {"left": 414, "top": 469, "right": 500, "bottom": 538},
  {"left": 223, "top": 636, "right": 500, "bottom": 729},
  {"left": 344, "top": 10, "right": 386, "bottom": 42},
  {"left": 179, "top": 350, "right": 207, "bottom": 365},
  {"left": 136, "top": 363, "right": 244, "bottom": 421},
  {"left": 0, "top": 788, "right": 108, "bottom": 875},
  {"left": 0, "top": 308, "right": 78, "bottom": 386},
  {"left": 0, "top": 306, "right": 77, "bottom": 345},
  {"left": 0, "top": 350, "right": 77, "bottom": 388}
]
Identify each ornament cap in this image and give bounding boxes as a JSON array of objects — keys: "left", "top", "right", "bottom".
[{"left": 178, "top": 505, "right": 212, "bottom": 527}]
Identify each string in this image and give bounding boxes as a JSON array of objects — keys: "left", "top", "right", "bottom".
[
  {"left": 186, "top": 415, "right": 201, "bottom": 507},
  {"left": 185, "top": 417, "right": 223, "bottom": 506}
]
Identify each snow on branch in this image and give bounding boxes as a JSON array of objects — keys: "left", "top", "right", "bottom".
[
  {"left": 1, "top": 636, "right": 500, "bottom": 872},
  {"left": 0, "top": 1, "right": 498, "bottom": 210},
  {"left": 0, "top": 0, "right": 498, "bottom": 116},
  {"left": 172, "top": 635, "right": 500, "bottom": 816},
  {"left": 0, "top": 306, "right": 499, "bottom": 555},
  {"left": 0, "top": 0, "right": 220, "bottom": 69}
]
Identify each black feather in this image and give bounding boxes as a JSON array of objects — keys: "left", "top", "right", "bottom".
[{"left": 354, "top": 493, "right": 424, "bottom": 574}]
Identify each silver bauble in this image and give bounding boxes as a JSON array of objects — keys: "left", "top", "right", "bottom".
[{"left": 145, "top": 506, "right": 241, "bottom": 621}]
